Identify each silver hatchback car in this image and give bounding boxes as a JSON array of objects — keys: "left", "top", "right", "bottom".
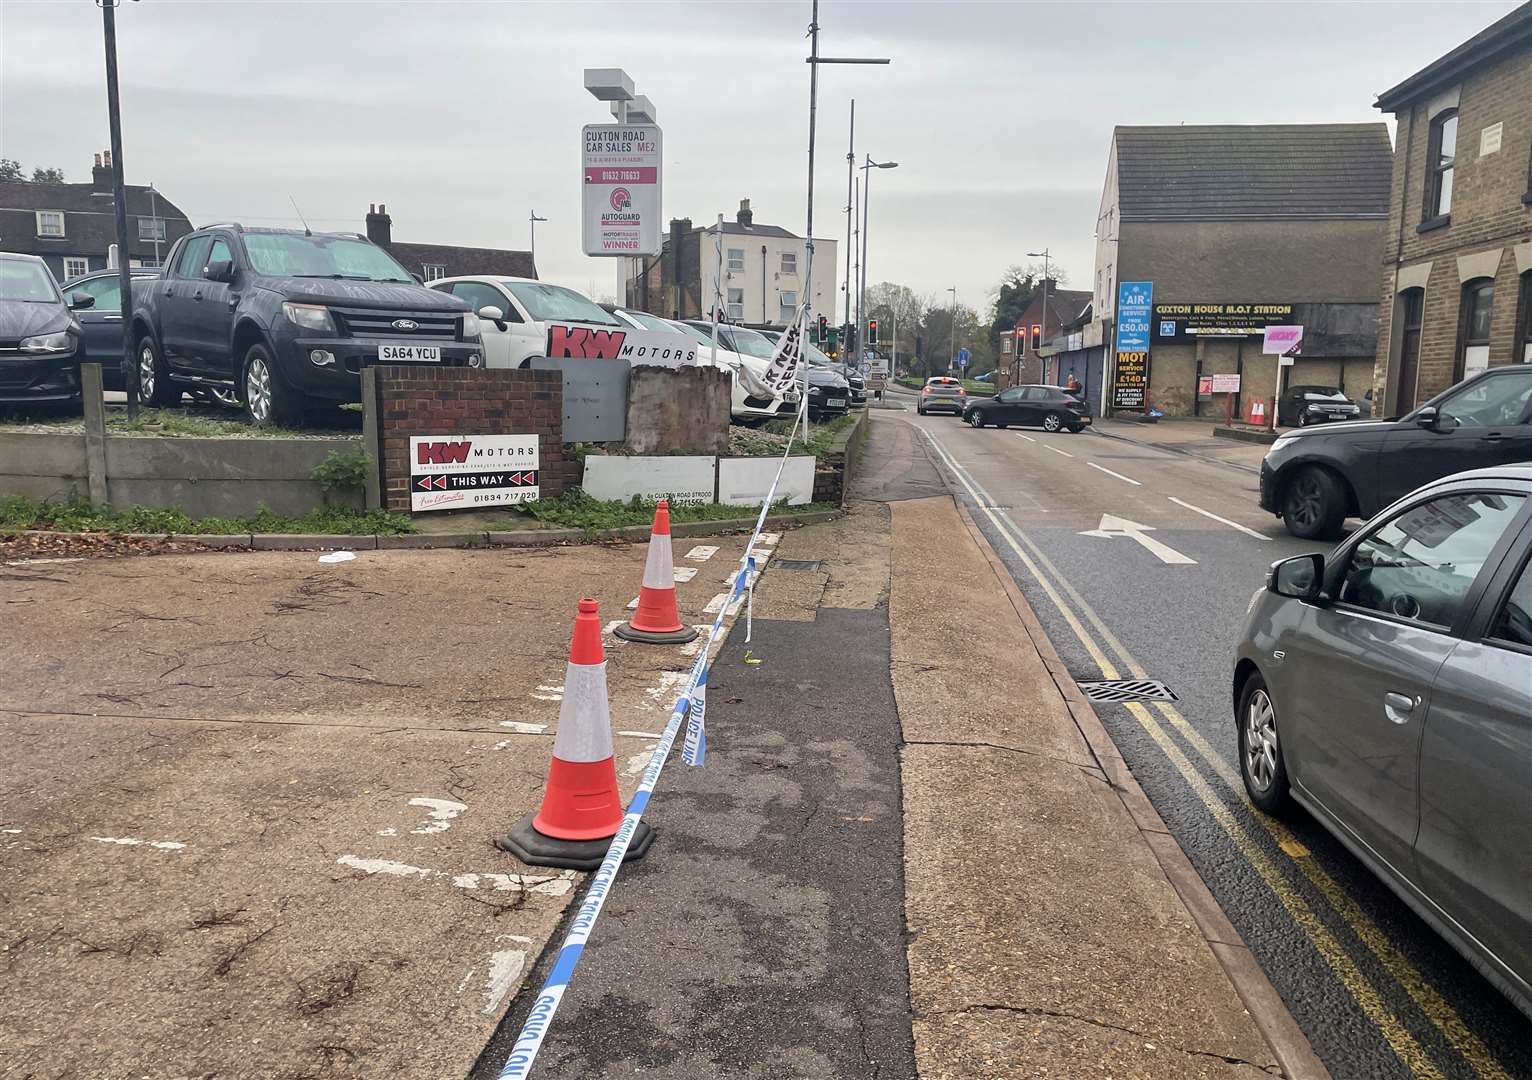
[{"left": 1235, "top": 465, "right": 1532, "bottom": 1017}]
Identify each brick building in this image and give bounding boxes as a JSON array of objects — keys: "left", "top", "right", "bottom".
[
  {"left": 1371, "top": 2, "right": 1532, "bottom": 415},
  {"left": 363, "top": 204, "right": 536, "bottom": 283},
  {"left": 996, "top": 282, "right": 1091, "bottom": 390},
  {"left": 1087, "top": 125, "right": 1392, "bottom": 418}
]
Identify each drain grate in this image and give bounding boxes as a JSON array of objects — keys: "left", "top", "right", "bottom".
[
  {"left": 1077, "top": 678, "right": 1179, "bottom": 704},
  {"left": 773, "top": 558, "right": 823, "bottom": 572}
]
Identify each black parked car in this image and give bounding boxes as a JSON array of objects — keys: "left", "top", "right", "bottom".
[
  {"left": 129, "top": 224, "right": 482, "bottom": 425},
  {"left": 1261, "top": 366, "right": 1532, "bottom": 539},
  {"left": 60, "top": 267, "right": 161, "bottom": 393},
  {"left": 964, "top": 383, "right": 1092, "bottom": 433},
  {"left": 1277, "top": 384, "right": 1362, "bottom": 427},
  {"left": 761, "top": 330, "right": 852, "bottom": 418},
  {"left": 0, "top": 252, "right": 89, "bottom": 405}
]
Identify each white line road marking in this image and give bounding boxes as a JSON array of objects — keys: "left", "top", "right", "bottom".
[
  {"left": 757, "top": 532, "right": 781, "bottom": 546},
  {"left": 1016, "top": 434, "right": 1036, "bottom": 443},
  {"left": 678, "top": 625, "right": 712, "bottom": 655},
  {"left": 685, "top": 545, "right": 719, "bottom": 561},
  {"left": 615, "top": 730, "right": 664, "bottom": 739},
  {"left": 673, "top": 566, "right": 698, "bottom": 582},
  {"left": 703, "top": 592, "right": 746, "bottom": 615},
  {"left": 1078, "top": 513, "right": 1196, "bottom": 565},
  {"left": 529, "top": 693, "right": 562, "bottom": 702},
  {"left": 603, "top": 619, "right": 625, "bottom": 636},
  {"left": 407, "top": 797, "right": 467, "bottom": 835},
  {"left": 1168, "top": 497, "right": 1271, "bottom": 540},
  {"left": 91, "top": 836, "right": 186, "bottom": 851},
  {"left": 626, "top": 597, "right": 639, "bottom": 610},
  {"left": 1045, "top": 445, "right": 1074, "bottom": 458},
  {"left": 498, "top": 721, "right": 547, "bottom": 734},
  {"left": 1086, "top": 461, "right": 1142, "bottom": 486}
]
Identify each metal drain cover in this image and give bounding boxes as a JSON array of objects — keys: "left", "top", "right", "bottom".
[
  {"left": 773, "top": 559, "right": 823, "bottom": 572},
  {"left": 1077, "top": 679, "right": 1179, "bottom": 703}
]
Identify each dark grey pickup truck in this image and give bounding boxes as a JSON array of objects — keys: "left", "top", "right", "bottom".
[{"left": 129, "top": 224, "right": 483, "bottom": 425}]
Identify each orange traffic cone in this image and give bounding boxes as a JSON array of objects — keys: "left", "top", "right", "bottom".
[
  {"left": 1249, "top": 399, "right": 1266, "bottom": 426},
  {"left": 614, "top": 501, "right": 699, "bottom": 645},
  {"left": 496, "top": 598, "right": 655, "bottom": 870}
]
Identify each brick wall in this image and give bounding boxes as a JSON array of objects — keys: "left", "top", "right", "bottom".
[
  {"left": 1374, "top": 40, "right": 1532, "bottom": 412},
  {"left": 373, "top": 367, "right": 576, "bottom": 513}
]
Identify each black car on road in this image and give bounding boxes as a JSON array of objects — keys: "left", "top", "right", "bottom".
[
  {"left": 0, "top": 252, "right": 90, "bottom": 406},
  {"left": 964, "top": 383, "right": 1091, "bottom": 433},
  {"left": 60, "top": 267, "right": 161, "bottom": 393},
  {"left": 1277, "top": 384, "right": 1363, "bottom": 427},
  {"left": 129, "top": 225, "right": 481, "bottom": 425},
  {"left": 1261, "top": 365, "right": 1532, "bottom": 539}
]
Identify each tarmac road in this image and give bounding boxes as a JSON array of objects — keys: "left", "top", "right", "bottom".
[{"left": 886, "top": 403, "right": 1532, "bottom": 1080}]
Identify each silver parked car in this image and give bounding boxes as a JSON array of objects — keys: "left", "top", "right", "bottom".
[{"left": 1235, "top": 465, "right": 1532, "bottom": 1017}]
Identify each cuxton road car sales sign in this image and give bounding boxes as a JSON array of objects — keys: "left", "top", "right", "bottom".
[
  {"left": 409, "top": 434, "right": 540, "bottom": 513},
  {"left": 583, "top": 124, "right": 662, "bottom": 257}
]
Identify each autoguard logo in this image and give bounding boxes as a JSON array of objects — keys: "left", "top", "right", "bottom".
[{"left": 610, "top": 187, "right": 631, "bottom": 211}]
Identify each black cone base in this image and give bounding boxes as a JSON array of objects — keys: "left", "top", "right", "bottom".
[
  {"left": 495, "top": 813, "right": 655, "bottom": 871},
  {"left": 612, "top": 622, "right": 698, "bottom": 644}
]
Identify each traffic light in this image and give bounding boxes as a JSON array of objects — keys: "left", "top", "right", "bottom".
[
  {"left": 817, "top": 314, "right": 828, "bottom": 344},
  {"left": 826, "top": 326, "right": 839, "bottom": 353},
  {"left": 867, "top": 318, "right": 879, "bottom": 345},
  {"left": 847, "top": 323, "right": 858, "bottom": 353}
]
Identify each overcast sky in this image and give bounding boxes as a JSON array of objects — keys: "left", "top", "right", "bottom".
[{"left": 1, "top": 0, "right": 1520, "bottom": 315}]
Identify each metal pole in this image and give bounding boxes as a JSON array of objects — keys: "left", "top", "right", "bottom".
[
  {"left": 102, "top": 0, "right": 138, "bottom": 418},
  {"left": 844, "top": 98, "right": 855, "bottom": 362},
  {"left": 1040, "top": 252, "right": 1049, "bottom": 382},
  {"left": 802, "top": 0, "right": 820, "bottom": 440},
  {"left": 948, "top": 286, "right": 957, "bottom": 373},
  {"left": 851, "top": 175, "right": 861, "bottom": 373},
  {"left": 858, "top": 158, "right": 870, "bottom": 374}
]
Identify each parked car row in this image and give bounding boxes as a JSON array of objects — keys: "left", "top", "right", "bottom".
[
  {"left": 3, "top": 224, "right": 843, "bottom": 429},
  {"left": 915, "top": 375, "right": 1092, "bottom": 433}
]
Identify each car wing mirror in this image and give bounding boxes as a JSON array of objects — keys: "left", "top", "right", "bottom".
[
  {"left": 477, "top": 305, "right": 507, "bottom": 328},
  {"left": 1415, "top": 405, "right": 1439, "bottom": 430},
  {"left": 68, "top": 291, "right": 96, "bottom": 310},
  {"left": 204, "top": 260, "right": 235, "bottom": 284},
  {"left": 1269, "top": 553, "right": 1324, "bottom": 601}
]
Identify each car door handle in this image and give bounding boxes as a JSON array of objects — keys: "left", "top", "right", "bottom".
[
  {"left": 102, "top": 314, "right": 122, "bottom": 322},
  {"left": 1479, "top": 432, "right": 1506, "bottom": 442},
  {"left": 1384, "top": 692, "right": 1419, "bottom": 725},
  {"left": 191, "top": 291, "right": 204, "bottom": 301}
]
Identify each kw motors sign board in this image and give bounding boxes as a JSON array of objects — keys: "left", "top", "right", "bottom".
[
  {"left": 410, "top": 434, "right": 540, "bottom": 513},
  {"left": 1113, "top": 280, "right": 1153, "bottom": 409},
  {"left": 1153, "top": 303, "right": 1294, "bottom": 341},
  {"left": 582, "top": 124, "right": 662, "bottom": 256},
  {"left": 544, "top": 323, "right": 697, "bottom": 366}
]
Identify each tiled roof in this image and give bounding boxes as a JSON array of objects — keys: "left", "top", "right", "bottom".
[
  {"left": 385, "top": 241, "right": 537, "bottom": 280},
  {"left": 0, "top": 179, "right": 192, "bottom": 259},
  {"left": 1114, "top": 124, "right": 1393, "bottom": 221},
  {"left": 1376, "top": 1, "right": 1532, "bottom": 110}
]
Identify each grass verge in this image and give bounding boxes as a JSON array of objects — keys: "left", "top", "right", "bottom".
[
  {"left": 0, "top": 496, "right": 414, "bottom": 536},
  {"left": 513, "top": 490, "right": 836, "bottom": 533}
]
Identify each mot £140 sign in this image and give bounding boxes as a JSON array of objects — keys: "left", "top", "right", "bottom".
[
  {"left": 1114, "top": 280, "right": 1153, "bottom": 409},
  {"left": 409, "top": 434, "right": 540, "bottom": 513},
  {"left": 583, "top": 124, "right": 662, "bottom": 256}
]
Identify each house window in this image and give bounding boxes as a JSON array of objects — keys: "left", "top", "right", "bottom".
[
  {"left": 1395, "top": 288, "right": 1425, "bottom": 412},
  {"left": 779, "top": 290, "right": 797, "bottom": 323},
  {"left": 727, "top": 248, "right": 745, "bottom": 273},
  {"left": 423, "top": 264, "right": 446, "bottom": 281},
  {"left": 780, "top": 252, "right": 797, "bottom": 275},
  {"left": 1426, "top": 109, "right": 1457, "bottom": 220},
  {"left": 1457, "top": 279, "right": 1494, "bottom": 381},
  {"left": 35, "top": 210, "right": 65, "bottom": 238},
  {"left": 137, "top": 217, "right": 166, "bottom": 241},
  {"left": 727, "top": 287, "right": 744, "bottom": 320},
  {"left": 129, "top": 257, "right": 161, "bottom": 269},
  {"left": 1517, "top": 272, "right": 1532, "bottom": 364},
  {"left": 62, "top": 257, "right": 89, "bottom": 281}
]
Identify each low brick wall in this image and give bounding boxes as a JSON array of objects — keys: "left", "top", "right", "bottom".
[
  {"left": 373, "top": 367, "right": 576, "bottom": 513},
  {"left": 811, "top": 411, "right": 868, "bottom": 506}
]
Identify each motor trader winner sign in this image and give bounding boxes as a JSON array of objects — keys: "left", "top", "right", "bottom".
[
  {"left": 410, "top": 434, "right": 540, "bottom": 513},
  {"left": 583, "top": 124, "right": 662, "bottom": 256}
]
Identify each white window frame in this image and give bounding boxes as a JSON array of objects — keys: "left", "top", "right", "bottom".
[
  {"left": 137, "top": 217, "right": 167, "bottom": 242},
  {"left": 727, "top": 287, "right": 745, "bottom": 320},
  {"left": 780, "top": 252, "right": 797, "bottom": 275},
  {"left": 129, "top": 257, "right": 162, "bottom": 269},
  {"left": 36, "top": 210, "right": 65, "bottom": 238},
  {"left": 423, "top": 263, "right": 446, "bottom": 282},
  {"left": 62, "top": 257, "right": 89, "bottom": 281},
  {"left": 727, "top": 248, "right": 745, "bottom": 273}
]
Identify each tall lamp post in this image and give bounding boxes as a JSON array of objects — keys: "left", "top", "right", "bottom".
[
  {"left": 100, "top": 0, "right": 139, "bottom": 417},
  {"left": 947, "top": 285, "right": 958, "bottom": 374},
  {"left": 856, "top": 155, "right": 897, "bottom": 375},
  {"left": 529, "top": 211, "right": 547, "bottom": 265}
]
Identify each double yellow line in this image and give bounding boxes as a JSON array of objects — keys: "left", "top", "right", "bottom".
[{"left": 922, "top": 430, "right": 1511, "bottom": 1080}]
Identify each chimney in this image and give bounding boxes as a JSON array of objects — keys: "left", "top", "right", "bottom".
[
  {"left": 365, "top": 202, "right": 392, "bottom": 246},
  {"left": 736, "top": 199, "right": 753, "bottom": 228},
  {"left": 92, "top": 150, "right": 112, "bottom": 195}
]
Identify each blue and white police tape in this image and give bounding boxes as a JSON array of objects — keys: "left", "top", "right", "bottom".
[{"left": 682, "top": 663, "right": 707, "bottom": 767}]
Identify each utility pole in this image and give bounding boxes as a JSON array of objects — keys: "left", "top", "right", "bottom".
[
  {"left": 101, "top": 0, "right": 138, "bottom": 418},
  {"left": 1028, "top": 248, "right": 1051, "bottom": 382},
  {"left": 947, "top": 286, "right": 958, "bottom": 373},
  {"left": 529, "top": 211, "right": 547, "bottom": 264},
  {"left": 844, "top": 98, "right": 855, "bottom": 369},
  {"left": 857, "top": 155, "right": 897, "bottom": 375}
]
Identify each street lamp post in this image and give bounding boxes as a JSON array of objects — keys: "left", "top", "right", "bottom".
[
  {"left": 947, "top": 286, "right": 957, "bottom": 375},
  {"left": 857, "top": 155, "right": 897, "bottom": 375},
  {"left": 100, "top": 0, "right": 138, "bottom": 418},
  {"left": 529, "top": 211, "right": 547, "bottom": 265},
  {"left": 1028, "top": 248, "right": 1050, "bottom": 382}
]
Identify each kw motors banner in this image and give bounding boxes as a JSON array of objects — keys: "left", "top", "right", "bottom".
[
  {"left": 545, "top": 323, "right": 697, "bottom": 366},
  {"left": 410, "top": 434, "right": 540, "bottom": 512},
  {"left": 582, "top": 124, "right": 662, "bottom": 256}
]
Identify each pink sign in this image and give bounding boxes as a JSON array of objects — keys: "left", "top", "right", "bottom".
[{"left": 1262, "top": 325, "right": 1304, "bottom": 355}]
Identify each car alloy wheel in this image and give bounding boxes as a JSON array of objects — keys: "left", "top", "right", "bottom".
[
  {"left": 209, "top": 388, "right": 242, "bottom": 409},
  {"left": 138, "top": 344, "right": 157, "bottom": 399},
  {"left": 245, "top": 355, "right": 273, "bottom": 423},
  {"left": 968, "top": 410, "right": 984, "bottom": 428},
  {"left": 1243, "top": 688, "right": 1280, "bottom": 793},
  {"left": 1284, "top": 473, "right": 1323, "bottom": 532},
  {"left": 1042, "top": 412, "right": 1063, "bottom": 432}
]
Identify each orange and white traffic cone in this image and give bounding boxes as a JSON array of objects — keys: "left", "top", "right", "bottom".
[
  {"left": 497, "top": 598, "right": 655, "bottom": 871},
  {"left": 614, "top": 500, "right": 699, "bottom": 645}
]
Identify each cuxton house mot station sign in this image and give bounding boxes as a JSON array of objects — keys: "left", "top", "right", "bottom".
[
  {"left": 583, "top": 124, "right": 663, "bottom": 256},
  {"left": 1153, "top": 303, "right": 1295, "bottom": 341},
  {"left": 410, "top": 434, "right": 540, "bottom": 513}
]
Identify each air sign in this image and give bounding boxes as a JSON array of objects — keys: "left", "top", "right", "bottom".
[{"left": 582, "top": 124, "right": 662, "bottom": 257}]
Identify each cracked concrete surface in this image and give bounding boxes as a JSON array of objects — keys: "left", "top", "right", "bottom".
[{"left": 891, "top": 495, "right": 1278, "bottom": 1079}]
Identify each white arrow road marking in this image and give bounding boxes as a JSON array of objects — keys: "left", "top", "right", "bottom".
[
  {"left": 1086, "top": 461, "right": 1141, "bottom": 486},
  {"left": 1168, "top": 497, "right": 1270, "bottom": 540},
  {"left": 1079, "top": 514, "right": 1197, "bottom": 565}
]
